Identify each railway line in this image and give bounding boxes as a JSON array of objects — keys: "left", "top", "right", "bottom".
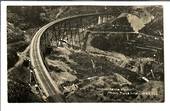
[{"left": 30, "top": 26, "right": 63, "bottom": 101}]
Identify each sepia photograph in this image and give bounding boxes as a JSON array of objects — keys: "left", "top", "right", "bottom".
[{"left": 6, "top": 5, "right": 164, "bottom": 103}]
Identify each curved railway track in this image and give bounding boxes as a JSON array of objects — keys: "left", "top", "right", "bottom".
[{"left": 30, "top": 26, "right": 63, "bottom": 101}]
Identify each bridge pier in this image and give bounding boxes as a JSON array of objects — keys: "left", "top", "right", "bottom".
[
  {"left": 98, "top": 16, "right": 103, "bottom": 24},
  {"left": 103, "top": 16, "right": 107, "bottom": 23},
  {"left": 76, "top": 22, "right": 81, "bottom": 48}
]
